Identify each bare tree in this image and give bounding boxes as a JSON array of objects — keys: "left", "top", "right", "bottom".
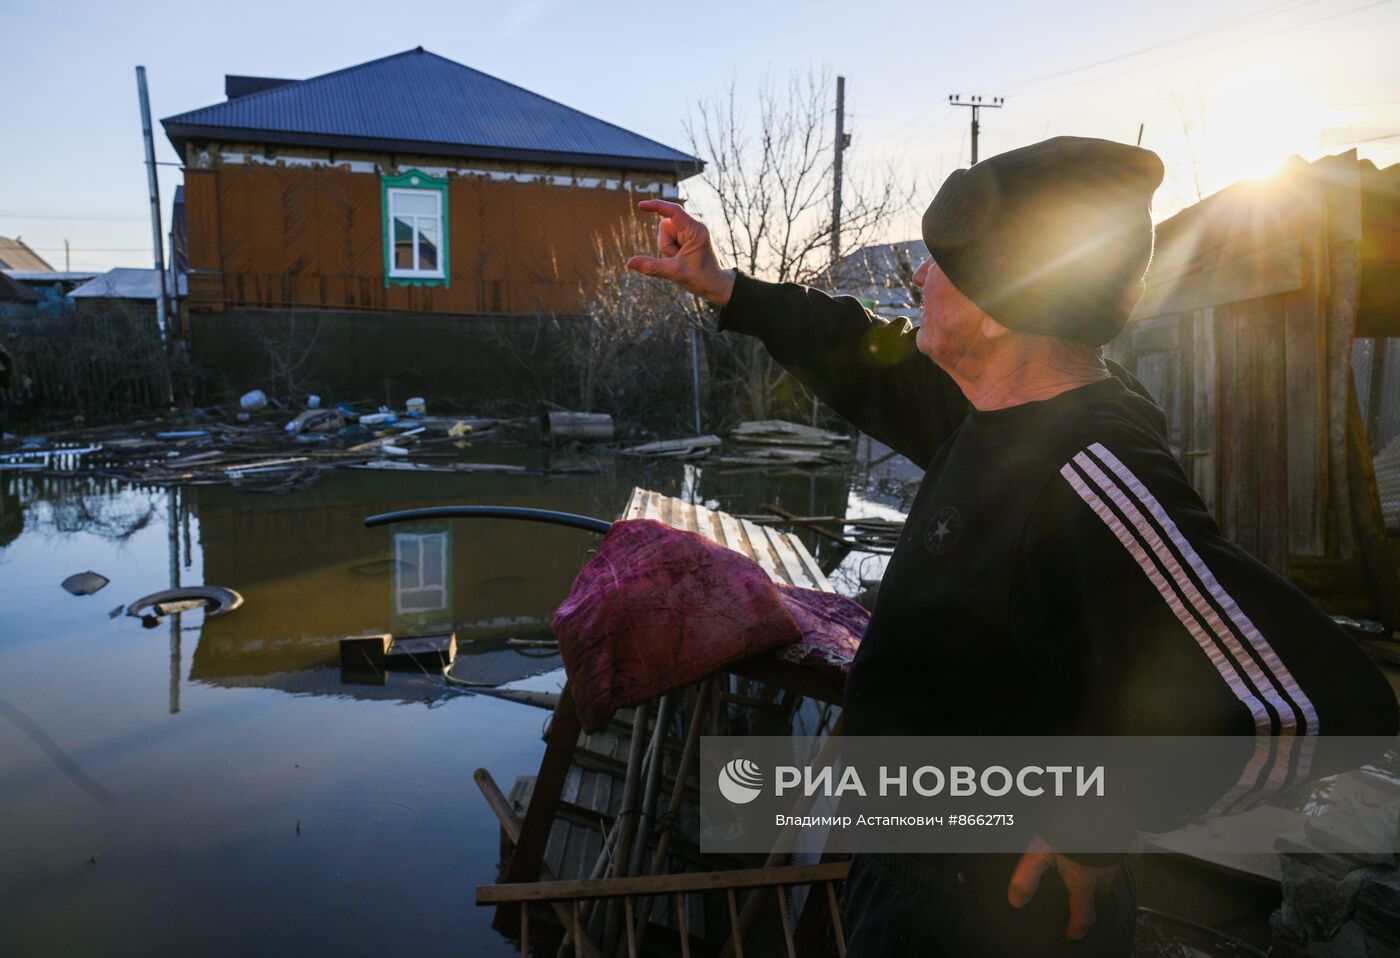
[
  {"left": 558, "top": 211, "right": 708, "bottom": 430},
  {"left": 685, "top": 69, "right": 910, "bottom": 420}
]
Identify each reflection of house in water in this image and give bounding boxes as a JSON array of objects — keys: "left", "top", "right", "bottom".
[
  {"left": 177, "top": 448, "right": 860, "bottom": 702},
  {"left": 0, "top": 475, "right": 24, "bottom": 549},
  {"left": 184, "top": 469, "right": 625, "bottom": 700},
  {"left": 392, "top": 525, "right": 453, "bottom": 631}
]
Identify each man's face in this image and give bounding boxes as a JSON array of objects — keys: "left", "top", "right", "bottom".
[{"left": 912, "top": 257, "right": 988, "bottom": 369}]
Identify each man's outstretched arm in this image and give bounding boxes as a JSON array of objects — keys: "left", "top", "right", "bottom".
[{"left": 627, "top": 199, "right": 968, "bottom": 466}]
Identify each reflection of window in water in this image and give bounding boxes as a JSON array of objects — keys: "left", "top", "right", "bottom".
[{"left": 394, "top": 530, "right": 450, "bottom": 615}]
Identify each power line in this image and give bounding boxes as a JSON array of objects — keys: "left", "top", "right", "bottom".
[
  {"left": 2, "top": 246, "right": 151, "bottom": 252},
  {"left": 877, "top": 0, "right": 1393, "bottom": 149},
  {"left": 1012, "top": 0, "right": 1396, "bottom": 99},
  {"left": 861, "top": 0, "right": 1334, "bottom": 127},
  {"left": 0, "top": 211, "right": 147, "bottom": 222},
  {"left": 985, "top": 0, "right": 1330, "bottom": 95}
]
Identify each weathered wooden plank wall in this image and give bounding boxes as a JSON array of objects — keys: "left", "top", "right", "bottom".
[
  {"left": 1117, "top": 151, "right": 1400, "bottom": 618},
  {"left": 183, "top": 164, "right": 654, "bottom": 315}
]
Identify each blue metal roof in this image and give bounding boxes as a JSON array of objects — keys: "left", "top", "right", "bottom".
[{"left": 162, "top": 48, "right": 702, "bottom": 176}]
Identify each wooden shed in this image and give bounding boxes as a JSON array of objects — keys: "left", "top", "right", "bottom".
[{"left": 1108, "top": 151, "right": 1400, "bottom": 628}]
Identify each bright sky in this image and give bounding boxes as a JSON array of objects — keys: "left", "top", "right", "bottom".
[{"left": 2, "top": 0, "right": 1398, "bottom": 272}]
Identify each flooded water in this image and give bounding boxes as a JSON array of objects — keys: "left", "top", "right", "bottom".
[{"left": 0, "top": 444, "right": 890, "bottom": 955}]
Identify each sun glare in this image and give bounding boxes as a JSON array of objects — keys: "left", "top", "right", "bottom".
[{"left": 1195, "top": 67, "right": 1343, "bottom": 187}]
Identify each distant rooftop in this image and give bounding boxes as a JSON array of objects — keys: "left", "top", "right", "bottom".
[
  {"left": 821, "top": 240, "right": 927, "bottom": 319},
  {"left": 3, "top": 271, "right": 99, "bottom": 283},
  {"left": 0, "top": 236, "right": 53, "bottom": 272},
  {"left": 163, "top": 48, "right": 703, "bottom": 176},
  {"left": 67, "top": 268, "right": 187, "bottom": 300}
]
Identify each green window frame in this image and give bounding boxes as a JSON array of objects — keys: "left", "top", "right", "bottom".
[{"left": 382, "top": 170, "right": 450, "bottom": 288}]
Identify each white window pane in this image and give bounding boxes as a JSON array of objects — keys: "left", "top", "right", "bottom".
[
  {"left": 394, "top": 191, "right": 437, "bottom": 216},
  {"left": 420, "top": 534, "right": 445, "bottom": 583}
]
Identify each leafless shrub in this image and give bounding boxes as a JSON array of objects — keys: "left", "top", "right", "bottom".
[
  {"left": 554, "top": 212, "right": 708, "bottom": 432},
  {"left": 241, "top": 311, "right": 325, "bottom": 400},
  {"left": 1, "top": 302, "right": 186, "bottom": 427}
]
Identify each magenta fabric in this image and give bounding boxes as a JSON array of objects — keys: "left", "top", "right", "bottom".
[
  {"left": 774, "top": 586, "right": 869, "bottom": 677},
  {"left": 552, "top": 519, "right": 800, "bottom": 731},
  {"left": 550, "top": 519, "right": 869, "bottom": 731}
]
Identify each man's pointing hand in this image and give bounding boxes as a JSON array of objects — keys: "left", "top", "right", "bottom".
[{"left": 626, "top": 199, "right": 736, "bottom": 306}]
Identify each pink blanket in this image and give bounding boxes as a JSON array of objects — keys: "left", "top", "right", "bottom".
[{"left": 551, "top": 518, "right": 867, "bottom": 731}]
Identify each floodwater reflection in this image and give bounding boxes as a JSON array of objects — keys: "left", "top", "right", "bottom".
[{"left": 0, "top": 448, "right": 867, "bottom": 956}]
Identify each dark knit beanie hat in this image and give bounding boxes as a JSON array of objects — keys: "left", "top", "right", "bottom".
[{"left": 921, "top": 136, "right": 1164, "bottom": 345}]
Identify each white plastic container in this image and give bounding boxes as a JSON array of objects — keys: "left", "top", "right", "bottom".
[
  {"left": 405, "top": 397, "right": 426, "bottom": 416},
  {"left": 239, "top": 389, "right": 268, "bottom": 411}
]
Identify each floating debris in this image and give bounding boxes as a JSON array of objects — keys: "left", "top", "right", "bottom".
[
  {"left": 126, "top": 585, "right": 244, "bottom": 620},
  {"left": 339, "top": 633, "right": 391, "bottom": 672},
  {"left": 730, "top": 419, "right": 850, "bottom": 447},
  {"left": 713, "top": 419, "right": 853, "bottom": 467},
  {"left": 385, "top": 632, "right": 458, "bottom": 671},
  {"left": 283, "top": 409, "right": 343, "bottom": 435},
  {"left": 543, "top": 410, "right": 614, "bottom": 443},
  {"left": 622, "top": 435, "right": 721, "bottom": 459},
  {"left": 61, "top": 571, "right": 110, "bottom": 596}
]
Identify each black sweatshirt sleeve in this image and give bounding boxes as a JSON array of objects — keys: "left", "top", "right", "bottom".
[
  {"left": 1016, "top": 434, "right": 1398, "bottom": 860},
  {"left": 717, "top": 271, "right": 970, "bottom": 466}
]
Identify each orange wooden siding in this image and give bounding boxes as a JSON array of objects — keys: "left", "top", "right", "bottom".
[{"left": 184, "top": 164, "right": 656, "bottom": 314}]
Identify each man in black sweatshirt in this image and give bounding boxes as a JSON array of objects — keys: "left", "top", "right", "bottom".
[{"left": 627, "top": 137, "right": 1398, "bottom": 956}]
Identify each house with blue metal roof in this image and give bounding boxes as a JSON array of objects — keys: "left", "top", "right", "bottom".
[{"left": 160, "top": 47, "right": 703, "bottom": 404}]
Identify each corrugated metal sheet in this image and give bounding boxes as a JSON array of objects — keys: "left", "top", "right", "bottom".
[
  {"left": 163, "top": 48, "right": 701, "bottom": 175},
  {"left": 621, "top": 488, "right": 832, "bottom": 592},
  {"left": 1375, "top": 433, "right": 1400, "bottom": 533},
  {"left": 68, "top": 268, "right": 187, "bottom": 300}
]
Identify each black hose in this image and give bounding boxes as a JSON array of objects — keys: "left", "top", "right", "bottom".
[{"left": 363, "top": 505, "right": 613, "bottom": 535}]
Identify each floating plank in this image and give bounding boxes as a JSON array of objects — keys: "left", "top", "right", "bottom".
[
  {"left": 623, "top": 436, "right": 721, "bottom": 457},
  {"left": 730, "top": 421, "right": 848, "bottom": 445}
]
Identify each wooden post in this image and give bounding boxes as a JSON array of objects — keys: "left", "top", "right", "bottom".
[
  {"left": 496, "top": 683, "right": 584, "bottom": 943},
  {"left": 474, "top": 768, "right": 603, "bottom": 958},
  {"left": 1347, "top": 376, "right": 1400, "bottom": 630}
]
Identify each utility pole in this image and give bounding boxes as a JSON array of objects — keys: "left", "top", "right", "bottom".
[
  {"left": 948, "top": 94, "right": 1004, "bottom": 166},
  {"left": 64, "top": 239, "right": 70, "bottom": 272},
  {"left": 136, "top": 66, "right": 171, "bottom": 351},
  {"left": 830, "top": 75, "right": 848, "bottom": 270}
]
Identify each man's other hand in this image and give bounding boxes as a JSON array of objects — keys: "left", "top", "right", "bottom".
[
  {"left": 626, "top": 200, "right": 736, "bottom": 306},
  {"left": 1007, "top": 836, "right": 1120, "bottom": 940}
]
